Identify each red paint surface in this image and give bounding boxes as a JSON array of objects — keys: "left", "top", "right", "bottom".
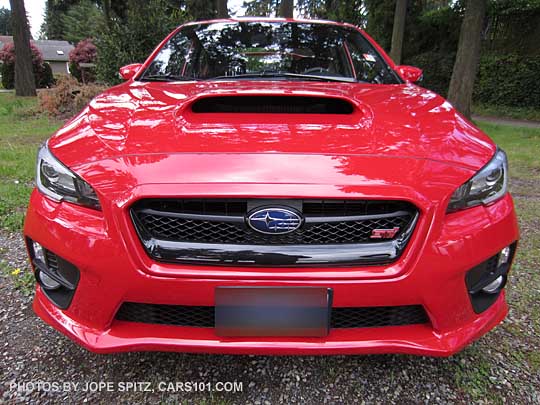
[{"left": 25, "top": 18, "right": 519, "bottom": 355}]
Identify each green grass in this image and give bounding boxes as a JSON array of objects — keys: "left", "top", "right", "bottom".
[
  {"left": 0, "top": 257, "right": 35, "bottom": 295},
  {"left": 473, "top": 103, "right": 540, "bottom": 122},
  {"left": 477, "top": 122, "right": 540, "bottom": 181},
  {"left": 454, "top": 345, "right": 497, "bottom": 402},
  {"left": 0, "top": 92, "right": 62, "bottom": 231}
]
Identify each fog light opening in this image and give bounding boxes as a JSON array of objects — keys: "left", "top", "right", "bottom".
[
  {"left": 465, "top": 242, "right": 517, "bottom": 314},
  {"left": 481, "top": 275, "right": 506, "bottom": 294},
  {"left": 38, "top": 271, "right": 61, "bottom": 290}
]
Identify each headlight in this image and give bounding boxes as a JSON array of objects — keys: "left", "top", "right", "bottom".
[
  {"left": 36, "top": 143, "right": 101, "bottom": 210},
  {"left": 447, "top": 149, "right": 508, "bottom": 213}
]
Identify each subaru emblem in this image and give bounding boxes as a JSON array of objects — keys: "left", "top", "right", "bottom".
[{"left": 247, "top": 208, "right": 303, "bottom": 235}]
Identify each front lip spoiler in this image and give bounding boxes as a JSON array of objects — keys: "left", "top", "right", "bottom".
[
  {"left": 33, "top": 286, "right": 509, "bottom": 356},
  {"left": 133, "top": 213, "right": 419, "bottom": 267}
]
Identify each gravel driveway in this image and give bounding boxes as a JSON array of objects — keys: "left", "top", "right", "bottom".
[{"left": 1, "top": 229, "right": 539, "bottom": 404}]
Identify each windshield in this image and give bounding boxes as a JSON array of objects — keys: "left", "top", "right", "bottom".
[{"left": 140, "top": 21, "right": 401, "bottom": 84}]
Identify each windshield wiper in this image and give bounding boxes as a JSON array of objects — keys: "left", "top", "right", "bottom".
[
  {"left": 140, "top": 74, "right": 198, "bottom": 82},
  {"left": 208, "top": 72, "right": 358, "bottom": 83}
]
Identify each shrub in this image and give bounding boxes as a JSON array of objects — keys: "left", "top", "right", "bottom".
[
  {"left": 69, "top": 38, "right": 97, "bottom": 83},
  {"left": 37, "top": 62, "right": 55, "bottom": 88},
  {"left": 0, "top": 61, "right": 14, "bottom": 89},
  {"left": 0, "top": 42, "right": 55, "bottom": 89},
  {"left": 404, "top": 51, "right": 456, "bottom": 97},
  {"left": 474, "top": 54, "right": 540, "bottom": 109},
  {"left": 405, "top": 52, "right": 540, "bottom": 109},
  {"left": 38, "top": 75, "right": 106, "bottom": 118}
]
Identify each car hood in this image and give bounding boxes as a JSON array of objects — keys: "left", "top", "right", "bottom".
[{"left": 49, "top": 80, "right": 495, "bottom": 173}]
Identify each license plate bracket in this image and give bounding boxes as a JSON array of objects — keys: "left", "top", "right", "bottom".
[{"left": 215, "top": 287, "right": 332, "bottom": 337}]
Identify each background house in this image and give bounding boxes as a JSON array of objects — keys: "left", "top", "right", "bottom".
[{"left": 0, "top": 36, "right": 74, "bottom": 74}]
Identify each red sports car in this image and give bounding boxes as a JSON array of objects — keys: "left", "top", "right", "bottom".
[{"left": 24, "top": 18, "right": 518, "bottom": 356}]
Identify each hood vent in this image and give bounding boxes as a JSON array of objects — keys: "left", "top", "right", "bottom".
[{"left": 191, "top": 96, "right": 354, "bottom": 115}]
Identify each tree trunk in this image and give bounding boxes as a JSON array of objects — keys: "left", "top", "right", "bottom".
[
  {"left": 9, "top": 0, "right": 36, "bottom": 97},
  {"left": 103, "top": 0, "right": 111, "bottom": 27},
  {"left": 447, "top": 0, "right": 486, "bottom": 119},
  {"left": 389, "top": 0, "right": 407, "bottom": 64},
  {"left": 216, "top": 0, "right": 228, "bottom": 18},
  {"left": 278, "top": 0, "right": 294, "bottom": 18}
]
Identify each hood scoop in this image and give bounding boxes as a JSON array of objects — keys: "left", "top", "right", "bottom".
[{"left": 191, "top": 95, "right": 355, "bottom": 114}]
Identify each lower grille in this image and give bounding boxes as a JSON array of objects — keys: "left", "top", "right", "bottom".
[
  {"left": 115, "top": 302, "right": 429, "bottom": 329},
  {"left": 332, "top": 306, "right": 429, "bottom": 328}
]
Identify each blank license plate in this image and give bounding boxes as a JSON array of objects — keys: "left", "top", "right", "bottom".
[{"left": 215, "top": 287, "right": 332, "bottom": 337}]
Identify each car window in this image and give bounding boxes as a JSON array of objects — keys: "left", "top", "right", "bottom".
[
  {"left": 345, "top": 32, "right": 397, "bottom": 84},
  {"left": 143, "top": 33, "right": 192, "bottom": 77},
  {"left": 141, "top": 21, "right": 401, "bottom": 84}
]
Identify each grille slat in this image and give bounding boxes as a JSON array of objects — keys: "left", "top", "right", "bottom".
[
  {"left": 45, "top": 250, "right": 59, "bottom": 272},
  {"left": 115, "top": 302, "right": 429, "bottom": 329}
]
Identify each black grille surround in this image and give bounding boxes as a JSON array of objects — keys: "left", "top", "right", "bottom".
[
  {"left": 115, "top": 302, "right": 429, "bottom": 329},
  {"left": 25, "top": 238, "right": 80, "bottom": 310},
  {"left": 465, "top": 243, "right": 517, "bottom": 314},
  {"left": 130, "top": 199, "right": 419, "bottom": 267}
]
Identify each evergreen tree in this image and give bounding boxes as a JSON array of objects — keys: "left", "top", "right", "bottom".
[{"left": 0, "top": 7, "right": 12, "bottom": 35}]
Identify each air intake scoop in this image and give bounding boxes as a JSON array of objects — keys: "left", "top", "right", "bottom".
[{"left": 191, "top": 95, "right": 355, "bottom": 114}]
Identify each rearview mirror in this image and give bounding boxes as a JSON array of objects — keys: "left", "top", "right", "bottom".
[
  {"left": 119, "top": 63, "right": 143, "bottom": 80},
  {"left": 396, "top": 65, "right": 423, "bottom": 83}
]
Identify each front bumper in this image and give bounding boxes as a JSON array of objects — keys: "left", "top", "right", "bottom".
[{"left": 24, "top": 189, "right": 519, "bottom": 356}]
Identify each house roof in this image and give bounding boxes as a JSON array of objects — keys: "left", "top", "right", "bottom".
[
  {"left": 0, "top": 36, "right": 74, "bottom": 62},
  {"left": 32, "top": 40, "right": 74, "bottom": 61}
]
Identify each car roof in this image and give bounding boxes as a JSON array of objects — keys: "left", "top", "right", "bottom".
[{"left": 181, "top": 17, "right": 361, "bottom": 31}]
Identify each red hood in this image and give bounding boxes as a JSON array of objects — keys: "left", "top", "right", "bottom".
[{"left": 49, "top": 80, "right": 495, "bottom": 172}]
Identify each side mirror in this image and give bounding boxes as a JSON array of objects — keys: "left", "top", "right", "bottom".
[
  {"left": 396, "top": 65, "right": 423, "bottom": 83},
  {"left": 119, "top": 63, "right": 143, "bottom": 80}
]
